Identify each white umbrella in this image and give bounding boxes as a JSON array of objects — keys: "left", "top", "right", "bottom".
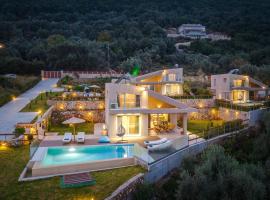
[
  {"left": 62, "top": 117, "right": 86, "bottom": 139},
  {"left": 89, "top": 85, "right": 100, "bottom": 89}
]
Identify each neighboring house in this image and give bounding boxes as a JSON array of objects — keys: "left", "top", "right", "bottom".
[
  {"left": 105, "top": 82, "right": 196, "bottom": 138},
  {"left": 178, "top": 24, "right": 208, "bottom": 39},
  {"left": 211, "top": 73, "right": 269, "bottom": 103},
  {"left": 207, "top": 32, "right": 231, "bottom": 41},
  {"left": 130, "top": 68, "right": 184, "bottom": 97}
]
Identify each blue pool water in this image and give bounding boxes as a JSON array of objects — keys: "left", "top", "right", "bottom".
[{"left": 41, "top": 144, "right": 134, "bottom": 167}]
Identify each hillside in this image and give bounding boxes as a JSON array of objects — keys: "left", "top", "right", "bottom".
[{"left": 0, "top": 0, "right": 269, "bottom": 83}]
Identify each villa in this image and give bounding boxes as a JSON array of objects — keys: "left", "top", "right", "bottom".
[
  {"left": 105, "top": 81, "right": 196, "bottom": 138},
  {"left": 178, "top": 24, "right": 208, "bottom": 39},
  {"left": 3, "top": 68, "right": 269, "bottom": 183},
  {"left": 211, "top": 73, "right": 269, "bottom": 103}
]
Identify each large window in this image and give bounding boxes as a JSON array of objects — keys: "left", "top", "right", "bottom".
[
  {"left": 118, "top": 93, "right": 140, "bottom": 108},
  {"left": 164, "top": 84, "right": 180, "bottom": 96},
  {"left": 117, "top": 115, "right": 140, "bottom": 135},
  {"left": 165, "top": 73, "right": 177, "bottom": 81},
  {"left": 233, "top": 80, "right": 243, "bottom": 87}
]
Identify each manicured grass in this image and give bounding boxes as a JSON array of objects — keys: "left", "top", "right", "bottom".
[
  {"left": 0, "top": 145, "right": 145, "bottom": 200},
  {"left": 21, "top": 92, "right": 62, "bottom": 113},
  {"left": 49, "top": 122, "right": 94, "bottom": 134},
  {"left": 188, "top": 120, "right": 224, "bottom": 134}
]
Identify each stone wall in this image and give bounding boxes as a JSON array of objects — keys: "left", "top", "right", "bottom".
[
  {"left": 177, "top": 98, "right": 215, "bottom": 108},
  {"left": 50, "top": 110, "right": 105, "bottom": 124},
  {"left": 104, "top": 173, "right": 144, "bottom": 200},
  {"left": 48, "top": 100, "right": 104, "bottom": 111},
  {"left": 218, "top": 107, "right": 249, "bottom": 121}
]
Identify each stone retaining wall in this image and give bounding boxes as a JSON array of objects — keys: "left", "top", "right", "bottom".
[
  {"left": 48, "top": 100, "right": 105, "bottom": 111},
  {"left": 104, "top": 173, "right": 144, "bottom": 200}
]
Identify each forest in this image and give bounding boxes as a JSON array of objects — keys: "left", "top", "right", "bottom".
[{"left": 0, "top": 0, "right": 270, "bottom": 83}]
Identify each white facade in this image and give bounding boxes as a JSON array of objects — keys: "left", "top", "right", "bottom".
[
  {"left": 178, "top": 24, "right": 207, "bottom": 39},
  {"left": 105, "top": 82, "right": 196, "bottom": 138}
]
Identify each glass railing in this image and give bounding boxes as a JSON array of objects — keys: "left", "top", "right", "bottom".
[
  {"left": 133, "top": 143, "right": 154, "bottom": 164},
  {"left": 30, "top": 139, "right": 41, "bottom": 158}
]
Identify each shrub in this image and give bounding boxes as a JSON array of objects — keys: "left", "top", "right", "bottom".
[{"left": 14, "top": 127, "right": 25, "bottom": 137}]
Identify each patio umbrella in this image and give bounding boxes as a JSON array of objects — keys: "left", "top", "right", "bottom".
[
  {"left": 62, "top": 117, "right": 86, "bottom": 140},
  {"left": 89, "top": 85, "right": 100, "bottom": 89}
]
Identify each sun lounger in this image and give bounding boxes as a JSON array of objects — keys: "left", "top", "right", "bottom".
[
  {"left": 144, "top": 137, "right": 168, "bottom": 146},
  {"left": 76, "top": 132, "right": 85, "bottom": 143},
  {"left": 148, "top": 140, "right": 172, "bottom": 151},
  {"left": 62, "top": 132, "right": 72, "bottom": 144}
]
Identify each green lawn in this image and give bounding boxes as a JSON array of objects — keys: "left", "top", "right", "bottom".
[
  {"left": 188, "top": 120, "right": 224, "bottom": 134},
  {"left": 0, "top": 145, "right": 145, "bottom": 200},
  {"left": 21, "top": 92, "right": 62, "bottom": 113},
  {"left": 49, "top": 122, "right": 94, "bottom": 134}
]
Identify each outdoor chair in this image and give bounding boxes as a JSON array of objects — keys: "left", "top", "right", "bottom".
[
  {"left": 76, "top": 132, "right": 85, "bottom": 143},
  {"left": 62, "top": 132, "right": 72, "bottom": 144}
]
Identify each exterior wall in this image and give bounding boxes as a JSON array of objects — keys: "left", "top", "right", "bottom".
[{"left": 105, "top": 83, "right": 148, "bottom": 137}]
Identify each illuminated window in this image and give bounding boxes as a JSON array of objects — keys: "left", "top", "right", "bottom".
[
  {"left": 118, "top": 94, "right": 140, "bottom": 108},
  {"left": 233, "top": 80, "right": 243, "bottom": 87},
  {"left": 165, "top": 84, "right": 180, "bottom": 95}
]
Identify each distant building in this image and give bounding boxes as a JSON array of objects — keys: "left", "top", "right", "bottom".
[
  {"left": 207, "top": 32, "right": 231, "bottom": 41},
  {"left": 211, "top": 73, "right": 269, "bottom": 103},
  {"left": 178, "top": 24, "right": 208, "bottom": 39}
]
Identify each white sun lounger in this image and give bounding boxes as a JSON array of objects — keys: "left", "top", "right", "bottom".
[
  {"left": 62, "top": 132, "right": 72, "bottom": 144},
  {"left": 148, "top": 140, "right": 172, "bottom": 151},
  {"left": 76, "top": 132, "right": 85, "bottom": 143},
  {"left": 144, "top": 138, "right": 168, "bottom": 146}
]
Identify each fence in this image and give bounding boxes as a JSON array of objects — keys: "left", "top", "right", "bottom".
[
  {"left": 30, "top": 139, "right": 41, "bottom": 158},
  {"left": 170, "top": 95, "right": 213, "bottom": 99},
  {"left": 189, "top": 119, "right": 248, "bottom": 142},
  {"left": 0, "top": 133, "right": 15, "bottom": 141},
  {"left": 215, "top": 99, "right": 270, "bottom": 111}
]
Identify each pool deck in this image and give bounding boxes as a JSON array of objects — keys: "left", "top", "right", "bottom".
[{"left": 40, "top": 135, "right": 160, "bottom": 148}]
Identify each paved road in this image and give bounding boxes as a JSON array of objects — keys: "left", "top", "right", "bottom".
[{"left": 0, "top": 79, "right": 61, "bottom": 138}]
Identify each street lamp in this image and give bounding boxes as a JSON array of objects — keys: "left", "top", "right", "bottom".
[{"left": 0, "top": 43, "right": 5, "bottom": 49}]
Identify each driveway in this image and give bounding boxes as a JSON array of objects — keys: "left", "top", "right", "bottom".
[{"left": 0, "top": 78, "right": 61, "bottom": 139}]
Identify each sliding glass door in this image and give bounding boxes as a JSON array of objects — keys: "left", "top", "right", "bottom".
[{"left": 117, "top": 115, "right": 140, "bottom": 135}]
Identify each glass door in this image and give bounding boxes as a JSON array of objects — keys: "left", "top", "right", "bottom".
[{"left": 117, "top": 115, "right": 140, "bottom": 135}]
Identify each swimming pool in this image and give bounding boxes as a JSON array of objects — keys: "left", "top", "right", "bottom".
[{"left": 41, "top": 144, "right": 134, "bottom": 167}]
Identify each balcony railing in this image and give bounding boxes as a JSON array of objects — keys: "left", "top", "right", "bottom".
[
  {"left": 215, "top": 99, "right": 270, "bottom": 111},
  {"left": 170, "top": 95, "right": 213, "bottom": 99}
]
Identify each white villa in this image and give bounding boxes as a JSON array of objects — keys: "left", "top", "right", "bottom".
[
  {"left": 105, "top": 68, "right": 196, "bottom": 138},
  {"left": 211, "top": 73, "right": 268, "bottom": 103},
  {"left": 178, "top": 24, "right": 208, "bottom": 39}
]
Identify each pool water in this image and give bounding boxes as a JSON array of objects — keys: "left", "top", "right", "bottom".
[{"left": 41, "top": 144, "right": 134, "bottom": 167}]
